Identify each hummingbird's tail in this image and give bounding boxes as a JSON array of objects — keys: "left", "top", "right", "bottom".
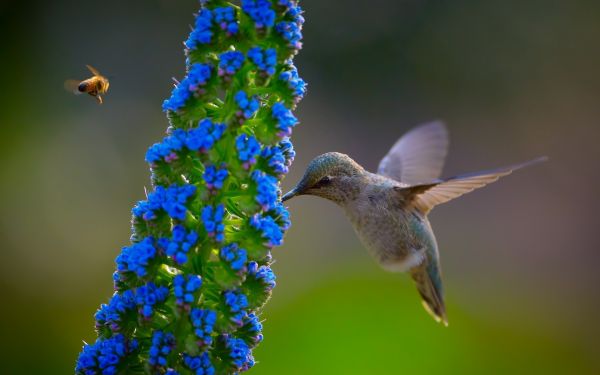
[{"left": 410, "top": 262, "right": 448, "bottom": 326}]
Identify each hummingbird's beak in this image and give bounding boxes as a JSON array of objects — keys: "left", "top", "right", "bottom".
[{"left": 281, "top": 187, "right": 300, "bottom": 202}]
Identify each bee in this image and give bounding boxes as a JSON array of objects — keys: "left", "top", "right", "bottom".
[{"left": 64, "top": 65, "right": 110, "bottom": 104}]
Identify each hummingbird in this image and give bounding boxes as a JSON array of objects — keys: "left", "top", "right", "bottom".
[{"left": 282, "top": 121, "right": 546, "bottom": 325}]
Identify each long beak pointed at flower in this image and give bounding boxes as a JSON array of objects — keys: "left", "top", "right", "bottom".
[{"left": 282, "top": 188, "right": 300, "bottom": 202}]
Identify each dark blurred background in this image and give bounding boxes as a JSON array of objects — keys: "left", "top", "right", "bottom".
[{"left": 1, "top": 0, "right": 599, "bottom": 373}]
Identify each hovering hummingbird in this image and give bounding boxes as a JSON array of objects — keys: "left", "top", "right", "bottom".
[{"left": 282, "top": 121, "right": 546, "bottom": 325}]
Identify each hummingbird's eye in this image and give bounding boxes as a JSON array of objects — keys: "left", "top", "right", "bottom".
[{"left": 318, "top": 176, "right": 331, "bottom": 185}]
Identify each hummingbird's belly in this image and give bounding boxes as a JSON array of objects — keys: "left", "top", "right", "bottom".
[{"left": 346, "top": 208, "right": 423, "bottom": 272}]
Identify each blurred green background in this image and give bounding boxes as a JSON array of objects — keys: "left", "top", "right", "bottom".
[{"left": 1, "top": 0, "right": 599, "bottom": 373}]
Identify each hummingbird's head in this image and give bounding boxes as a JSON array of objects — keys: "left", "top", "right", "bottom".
[{"left": 282, "top": 152, "right": 364, "bottom": 203}]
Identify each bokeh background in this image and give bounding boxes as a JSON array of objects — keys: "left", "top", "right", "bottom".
[{"left": 1, "top": 0, "right": 599, "bottom": 373}]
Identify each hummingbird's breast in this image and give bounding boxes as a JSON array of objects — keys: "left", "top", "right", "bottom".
[{"left": 343, "top": 175, "right": 432, "bottom": 272}]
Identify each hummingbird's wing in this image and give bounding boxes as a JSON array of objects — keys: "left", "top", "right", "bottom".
[
  {"left": 401, "top": 157, "right": 547, "bottom": 214},
  {"left": 377, "top": 121, "right": 449, "bottom": 185}
]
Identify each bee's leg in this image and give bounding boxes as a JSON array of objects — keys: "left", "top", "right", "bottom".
[{"left": 96, "top": 95, "right": 103, "bottom": 104}]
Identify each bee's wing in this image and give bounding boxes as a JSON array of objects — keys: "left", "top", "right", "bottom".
[
  {"left": 64, "top": 79, "right": 82, "bottom": 95},
  {"left": 86, "top": 64, "right": 101, "bottom": 76},
  {"left": 377, "top": 121, "right": 449, "bottom": 185}
]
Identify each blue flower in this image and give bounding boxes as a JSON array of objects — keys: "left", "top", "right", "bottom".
[
  {"left": 185, "top": 9, "right": 214, "bottom": 49},
  {"left": 268, "top": 202, "right": 291, "bottom": 231},
  {"left": 184, "top": 353, "right": 215, "bottom": 375},
  {"left": 279, "top": 66, "right": 306, "bottom": 102},
  {"left": 276, "top": 21, "right": 303, "bottom": 49},
  {"left": 202, "top": 204, "right": 225, "bottom": 242},
  {"left": 248, "top": 261, "right": 277, "bottom": 291},
  {"left": 278, "top": 137, "right": 296, "bottom": 166},
  {"left": 185, "top": 119, "right": 226, "bottom": 153},
  {"left": 241, "top": 0, "right": 275, "bottom": 28},
  {"left": 158, "top": 225, "right": 199, "bottom": 265},
  {"left": 76, "top": 334, "right": 135, "bottom": 375},
  {"left": 163, "top": 63, "right": 213, "bottom": 112},
  {"left": 135, "top": 282, "right": 169, "bottom": 318},
  {"left": 224, "top": 290, "right": 249, "bottom": 326},
  {"left": 218, "top": 51, "right": 245, "bottom": 76},
  {"left": 272, "top": 102, "right": 298, "bottom": 137},
  {"left": 203, "top": 164, "right": 228, "bottom": 190},
  {"left": 190, "top": 309, "right": 217, "bottom": 346},
  {"left": 235, "top": 134, "right": 261, "bottom": 168},
  {"left": 247, "top": 47, "right": 277, "bottom": 75},
  {"left": 241, "top": 313, "right": 264, "bottom": 346},
  {"left": 250, "top": 213, "right": 284, "bottom": 247},
  {"left": 251, "top": 170, "right": 279, "bottom": 211},
  {"left": 222, "top": 335, "right": 255, "bottom": 372},
  {"left": 149, "top": 331, "right": 176, "bottom": 367},
  {"left": 213, "top": 7, "right": 239, "bottom": 35},
  {"left": 116, "top": 237, "right": 157, "bottom": 277},
  {"left": 220, "top": 243, "right": 248, "bottom": 272},
  {"left": 134, "top": 184, "right": 196, "bottom": 221},
  {"left": 146, "top": 129, "right": 187, "bottom": 164},
  {"left": 234, "top": 91, "right": 260, "bottom": 120},
  {"left": 133, "top": 184, "right": 197, "bottom": 221},
  {"left": 95, "top": 290, "right": 136, "bottom": 331},
  {"left": 261, "top": 145, "right": 288, "bottom": 175},
  {"left": 173, "top": 274, "right": 202, "bottom": 306}
]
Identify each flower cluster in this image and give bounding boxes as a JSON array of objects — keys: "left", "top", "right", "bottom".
[
  {"left": 158, "top": 225, "right": 200, "bottom": 265},
  {"left": 133, "top": 184, "right": 196, "bottom": 221},
  {"left": 163, "top": 63, "right": 213, "bottom": 112},
  {"left": 173, "top": 274, "right": 202, "bottom": 306},
  {"left": 203, "top": 164, "right": 229, "bottom": 190},
  {"left": 78, "top": 0, "right": 305, "bottom": 373}
]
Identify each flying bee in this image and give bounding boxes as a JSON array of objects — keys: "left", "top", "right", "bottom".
[{"left": 64, "top": 65, "right": 110, "bottom": 104}]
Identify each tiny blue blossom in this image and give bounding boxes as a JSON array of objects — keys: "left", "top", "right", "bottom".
[
  {"left": 224, "top": 290, "right": 249, "bottom": 326},
  {"left": 279, "top": 66, "right": 307, "bottom": 102},
  {"left": 251, "top": 170, "right": 279, "bottom": 211},
  {"left": 149, "top": 331, "right": 176, "bottom": 367},
  {"left": 218, "top": 51, "right": 245, "bottom": 76},
  {"left": 116, "top": 237, "right": 157, "bottom": 277},
  {"left": 220, "top": 243, "right": 248, "bottom": 272},
  {"left": 184, "top": 353, "right": 215, "bottom": 375},
  {"left": 250, "top": 213, "right": 284, "bottom": 247},
  {"left": 261, "top": 145, "right": 288, "bottom": 175},
  {"left": 223, "top": 335, "right": 255, "bottom": 372},
  {"left": 158, "top": 225, "right": 199, "bottom": 265},
  {"left": 213, "top": 7, "right": 239, "bottom": 35},
  {"left": 203, "top": 164, "right": 229, "bottom": 190},
  {"left": 242, "top": 313, "right": 264, "bottom": 345},
  {"left": 173, "top": 274, "right": 202, "bottom": 306},
  {"left": 235, "top": 134, "right": 261, "bottom": 168},
  {"left": 278, "top": 137, "right": 296, "bottom": 166},
  {"left": 272, "top": 102, "right": 298, "bottom": 137},
  {"left": 135, "top": 282, "right": 169, "bottom": 318},
  {"left": 185, "top": 119, "right": 226, "bottom": 153},
  {"left": 276, "top": 21, "right": 303, "bottom": 49},
  {"left": 241, "top": 0, "right": 276, "bottom": 28},
  {"left": 95, "top": 290, "right": 136, "bottom": 331},
  {"left": 234, "top": 91, "right": 260, "bottom": 120},
  {"left": 268, "top": 202, "right": 292, "bottom": 231},
  {"left": 190, "top": 309, "right": 217, "bottom": 346},
  {"left": 248, "top": 261, "right": 277, "bottom": 291},
  {"left": 202, "top": 204, "right": 225, "bottom": 242},
  {"left": 247, "top": 47, "right": 277, "bottom": 75},
  {"left": 163, "top": 63, "right": 213, "bottom": 112},
  {"left": 146, "top": 129, "right": 187, "bottom": 163},
  {"left": 185, "top": 9, "right": 214, "bottom": 49},
  {"left": 76, "top": 334, "right": 135, "bottom": 375},
  {"left": 133, "top": 184, "right": 197, "bottom": 221}
]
